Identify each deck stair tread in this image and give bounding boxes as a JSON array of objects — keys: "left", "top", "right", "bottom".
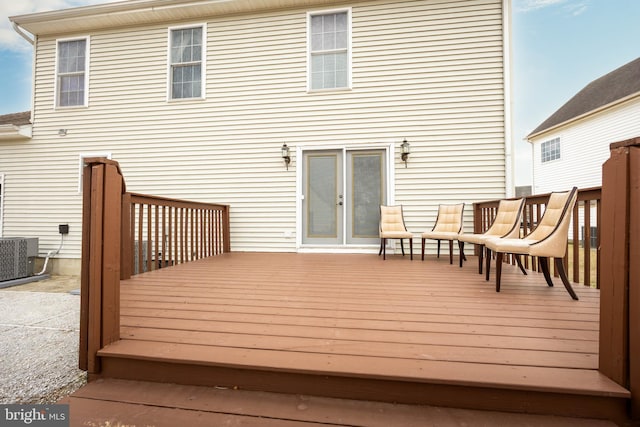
[
  {"left": 67, "top": 378, "right": 618, "bottom": 427},
  {"left": 98, "top": 338, "right": 629, "bottom": 398}
]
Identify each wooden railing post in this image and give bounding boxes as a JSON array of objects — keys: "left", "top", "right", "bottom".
[
  {"left": 79, "top": 158, "right": 125, "bottom": 374},
  {"left": 223, "top": 205, "right": 231, "bottom": 253},
  {"left": 599, "top": 137, "right": 639, "bottom": 420}
]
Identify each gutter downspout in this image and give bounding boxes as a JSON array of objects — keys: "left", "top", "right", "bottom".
[
  {"left": 11, "top": 22, "right": 34, "bottom": 45},
  {"left": 502, "top": 0, "right": 514, "bottom": 198}
]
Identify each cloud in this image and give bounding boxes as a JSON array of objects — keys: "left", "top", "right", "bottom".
[
  {"left": 515, "top": 0, "right": 590, "bottom": 15},
  {"left": 0, "top": 0, "right": 115, "bottom": 51},
  {"left": 516, "top": 0, "right": 568, "bottom": 12},
  {"left": 565, "top": 2, "right": 588, "bottom": 16}
]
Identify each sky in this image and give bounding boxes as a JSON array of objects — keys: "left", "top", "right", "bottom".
[{"left": 1, "top": 0, "right": 639, "bottom": 186}]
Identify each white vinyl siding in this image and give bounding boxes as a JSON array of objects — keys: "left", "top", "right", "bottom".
[
  {"left": 168, "top": 24, "right": 206, "bottom": 100},
  {"left": 55, "top": 37, "right": 89, "bottom": 108},
  {"left": 308, "top": 9, "right": 351, "bottom": 91},
  {"left": 2, "top": 0, "right": 507, "bottom": 260},
  {"left": 0, "top": 173, "right": 4, "bottom": 237},
  {"left": 531, "top": 98, "right": 640, "bottom": 194}
]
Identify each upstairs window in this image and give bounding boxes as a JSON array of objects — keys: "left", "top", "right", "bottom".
[
  {"left": 308, "top": 10, "right": 351, "bottom": 91},
  {"left": 56, "top": 38, "right": 89, "bottom": 107},
  {"left": 169, "top": 25, "right": 205, "bottom": 100},
  {"left": 541, "top": 137, "right": 561, "bottom": 163}
]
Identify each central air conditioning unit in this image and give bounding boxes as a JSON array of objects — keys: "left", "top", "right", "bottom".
[{"left": 0, "top": 238, "right": 39, "bottom": 282}]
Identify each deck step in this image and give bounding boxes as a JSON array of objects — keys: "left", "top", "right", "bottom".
[
  {"left": 97, "top": 339, "right": 629, "bottom": 422},
  {"left": 68, "top": 378, "right": 617, "bottom": 427}
]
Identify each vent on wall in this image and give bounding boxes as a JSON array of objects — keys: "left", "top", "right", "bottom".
[{"left": 0, "top": 238, "right": 39, "bottom": 282}]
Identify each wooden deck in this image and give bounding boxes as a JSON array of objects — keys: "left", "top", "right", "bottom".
[{"left": 92, "top": 252, "right": 630, "bottom": 423}]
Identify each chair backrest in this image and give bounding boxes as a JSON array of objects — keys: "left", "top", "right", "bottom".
[
  {"left": 431, "top": 203, "right": 464, "bottom": 233},
  {"left": 484, "top": 198, "right": 525, "bottom": 239},
  {"left": 527, "top": 187, "right": 578, "bottom": 258},
  {"left": 379, "top": 205, "right": 408, "bottom": 233}
]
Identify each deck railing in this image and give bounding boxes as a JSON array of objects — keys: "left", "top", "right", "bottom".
[
  {"left": 121, "top": 193, "right": 230, "bottom": 279},
  {"left": 473, "top": 187, "right": 601, "bottom": 288},
  {"left": 79, "top": 158, "right": 230, "bottom": 373}
]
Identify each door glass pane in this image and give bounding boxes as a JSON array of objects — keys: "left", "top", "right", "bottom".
[
  {"left": 352, "top": 153, "right": 382, "bottom": 238},
  {"left": 308, "top": 155, "right": 337, "bottom": 237}
]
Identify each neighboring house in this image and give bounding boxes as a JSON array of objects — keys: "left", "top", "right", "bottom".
[
  {"left": 527, "top": 56, "right": 640, "bottom": 194},
  {"left": 526, "top": 56, "right": 640, "bottom": 245},
  {"left": 2, "top": 0, "right": 513, "bottom": 274}
]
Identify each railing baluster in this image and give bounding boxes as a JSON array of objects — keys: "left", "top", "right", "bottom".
[
  {"left": 584, "top": 200, "right": 592, "bottom": 287},
  {"left": 572, "top": 202, "right": 580, "bottom": 283}
]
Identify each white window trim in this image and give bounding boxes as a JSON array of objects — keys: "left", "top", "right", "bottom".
[
  {"left": 167, "top": 23, "right": 207, "bottom": 102},
  {"left": 54, "top": 36, "right": 90, "bottom": 109},
  {"left": 306, "top": 8, "right": 352, "bottom": 93},
  {"left": 541, "top": 136, "right": 561, "bottom": 164},
  {"left": 78, "top": 152, "right": 112, "bottom": 193}
]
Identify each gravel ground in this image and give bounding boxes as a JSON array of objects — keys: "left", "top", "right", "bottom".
[{"left": 0, "top": 276, "right": 87, "bottom": 404}]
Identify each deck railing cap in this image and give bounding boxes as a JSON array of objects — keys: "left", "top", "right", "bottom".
[{"left": 610, "top": 136, "right": 640, "bottom": 150}]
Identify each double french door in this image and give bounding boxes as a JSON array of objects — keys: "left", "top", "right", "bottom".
[{"left": 301, "top": 149, "right": 387, "bottom": 246}]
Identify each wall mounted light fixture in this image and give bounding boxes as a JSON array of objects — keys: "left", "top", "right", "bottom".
[
  {"left": 281, "top": 143, "right": 291, "bottom": 170},
  {"left": 400, "top": 139, "right": 410, "bottom": 168}
]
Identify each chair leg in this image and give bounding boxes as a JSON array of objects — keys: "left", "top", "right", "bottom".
[
  {"left": 479, "top": 244, "right": 484, "bottom": 275},
  {"left": 515, "top": 255, "right": 528, "bottom": 275},
  {"left": 378, "top": 238, "right": 383, "bottom": 256},
  {"left": 458, "top": 241, "right": 464, "bottom": 268},
  {"left": 409, "top": 239, "right": 413, "bottom": 261},
  {"left": 421, "top": 238, "right": 426, "bottom": 261},
  {"left": 382, "top": 238, "right": 387, "bottom": 260},
  {"left": 485, "top": 248, "right": 491, "bottom": 281},
  {"left": 436, "top": 240, "right": 441, "bottom": 258},
  {"left": 448, "top": 240, "right": 453, "bottom": 264},
  {"left": 495, "top": 251, "right": 503, "bottom": 292},
  {"left": 400, "top": 239, "right": 406, "bottom": 256},
  {"left": 555, "top": 257, "right": 579, "bottom": 300},
  {"left": 539, "top": 257, "right": 554, "bottom": 287}
]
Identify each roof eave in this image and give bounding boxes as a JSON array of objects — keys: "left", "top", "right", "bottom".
[
  {"left": 10, "top": 0, "right": 351, "bottom": 36},
  {"left": 0, "top": 124, "right": 33, "bottom": 141},
  {"left": 526, "top": 91, "right": 640, "bottom": 142}
]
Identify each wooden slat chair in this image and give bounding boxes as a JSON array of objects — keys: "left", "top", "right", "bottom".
[
  {"left": 379, "top": 205, "right": 413, "bottom": 260},
  {"left": 421, "top": 203, "right": 464, "bottom": 264},
  {"left": 457, "top": 198, "right": 525, "bottom": 272},
  {"left": 484, "top": 187, "right": 579, "bottom": 300}
]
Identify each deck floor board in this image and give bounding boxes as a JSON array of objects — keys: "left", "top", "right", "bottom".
[{"left": 95, "top": 252, "right": 629, "bottom": 419}]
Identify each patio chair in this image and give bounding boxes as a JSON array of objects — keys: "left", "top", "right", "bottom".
[
  {"left": 379, "top": 205, "right": 413, "bottom": 260},
  {"left": 484, "top": 187, "right": 579, "bottom": 300},
  {"left": 421, "top": 203, "right": 464, "bottom": 264},
  {"left": 457, "top": 198, "right": 525, "bottom": 272}
]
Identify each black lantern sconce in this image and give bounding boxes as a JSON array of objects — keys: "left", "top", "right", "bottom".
[
  {"left": 400, "top": 139, "right": 410, "bottom": 168},
  {"left": 281, "top": 143, "right": 291, "bottom": 170}
]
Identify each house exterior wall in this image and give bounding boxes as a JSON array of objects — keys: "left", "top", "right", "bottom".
[
  {"left": 530, "top": 97, "right": 640, "bottom": 194},
  {"left": 1, "top": 0, "right": 508, "bottom": 265}
]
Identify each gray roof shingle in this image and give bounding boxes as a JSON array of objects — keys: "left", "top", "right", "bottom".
[
  {"left": 528, "top": 57, "right": 640, "bottom": 137},
  {"left": 0, "top": 111, "right": 31, "bottom": 126}
]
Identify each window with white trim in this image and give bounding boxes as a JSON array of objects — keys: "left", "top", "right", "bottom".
[
  {"left": 541, "top": 137, "right": 561, "bottom": 163},
  {"left": 169, "top": 25, "right": 205, "bottom": 100},
  {"left": 308, "top": 10, "right": 350, "bottom": 91},
  {"left": 56, "top": 37, "right": 89, "bottom": 107}
]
